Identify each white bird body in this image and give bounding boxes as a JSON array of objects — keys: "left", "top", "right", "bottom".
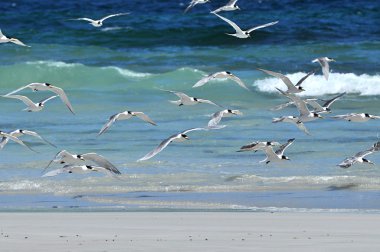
[
  {"left": 331, "top": 113, "right": 380, "bottom": 122},
  {"left": 0, "top": 29, "right": 30, "bottom": 47},
  {"left": 3, "top": 94, "right": 57, "bottom": 112},
  {"left": 98, "top": 110, "right": 157, "bottom": 136},
  {"left": 212, "top": 0, "right": 240, "bottom": 13},
  {"left": 0, "top": 129, "right": 55, "bottom": 149},
  {"left": 72, "top": 13, "right": 130, "bottom": 27},
  {"left": 312, "top": 57, "right": 335, "bottom": 80},
  {"left": 207, "top": 109, "right": 242, "bottom": 128},
  {"left": 260, "top": 138, "right": 295, "bottom": 164},
  {"left": 213, "top": 13, "right": 278, "bottom": 39},
  {"left": 193, "top": 71, "right": 249, "bottom": 90},
  {"left": 338, "top": 144, "right": 378, "bottom": 168},
  {"left": 160, "top": 89, "right": 220, "bottom": 107},
  {"left": 4, "top": 83, "right": 75, "bottom": 114}
]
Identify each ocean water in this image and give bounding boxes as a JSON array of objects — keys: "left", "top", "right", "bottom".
[{"left": 0, "top": 0, "right": 379, "bottom": 212}]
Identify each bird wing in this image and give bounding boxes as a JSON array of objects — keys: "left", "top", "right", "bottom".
[
  {"left": 49, "top": 86, "right": 75, "bottom": 114},
  {"left": 354, "top": 149, "right": 375, "bottom": 159},
  {"left": 196, "top": 98, "right": 222, "bottom": 107},
  {"left": 98, "top": 113, "right": 120, "bottom": 136},
  {"left": 134, "top": 112, "right": 157, "bottom": 126},
  {"left": 321, "top": 92, "right": 346, "bottom": 108},
  {"left": 247, "top": 21, "right": 278, "bottom": 33},
  {"left": 41, "top": 167, "right": 69, "bottom": 177},
  {"left": 159, "top": 89, "right": 192, "bottom": 101},
  {"left": 276, "top": 88, "right": 310, "bottom": 116},
  {"left": 275, "top": 138, "right": 295, "bottom": 156},
  {"left": 100, "top": 13, "right": 130, "bottom": 22},
  {"left": 318, "top": 58, "right": 330, "bottom": 80},
  {"left": 11, "top": 38, "right": 30, "bottom": 47},
  {"left": 207, "top": 110, "right": 224, "bottom": 128},
  {"left": 257, "top": 68, "right": 295, "bottom": 90},
  {"left": 184, "top": 0, "right": 197, "bottom": 13},
  {"left": 1, "top": 132, "right": 36, "bottom": 152},
  {"left": 74, "top": 17, "right": 95, "bottom": 22},
  {"left": 192, "top": 74, "right": 214, "bottom": 88},
  {"left": 295, "top": 121, "right": 311, "bottom": 135},
  {"left": 138, "top": 135, "right": 176, "bottom": 161},
  {"left": 3, "top": 84, "right": 31, "bottom": 96},
  {"left": 0, "top": 29, "right": 5, "bottom": 38},
  {"left": 213, "top": 13, "right": 243, "bottom": 33},
  {"left": 228, "top": 74, "right": 249, "bottom": 90},
  {"left": 238, "top": 141, "right": 260, "bottom": 152},
  {"left": 295, "top": 69, "right": 316, "bottom": 87},
  {"left": 39, "top": 95, "right": 58, "bottom": 105},
  {"left": 270, "top": 101, "right": 295, "bottom": 111},
  {"left": 81, "top": 153, "right": 121, "bottom": 174},
  {"left": 3, "top": 95, "right": 35, "bottom": 107},
  {"left": 338, "top": 157, "right": 356, "bottom": 168},
  {"left": 227, "top": 0, "right": 238, "bottom": 5},
  {"left": 182, "top": 127, "right": 209, "bottom": 135},
  {"left": 21, "top": 130, "right": 56, "bottom": 148},
  {"left": 305, "top": 99, "right": 324, "bottom": 111}
]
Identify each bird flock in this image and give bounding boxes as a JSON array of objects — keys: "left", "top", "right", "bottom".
[{"left": 1, "top": 0, "right": 379, "bottom": 179}]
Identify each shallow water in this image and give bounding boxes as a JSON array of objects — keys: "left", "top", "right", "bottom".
[{"left": 0, "top": 0, "right": 379, "bottom": 212}]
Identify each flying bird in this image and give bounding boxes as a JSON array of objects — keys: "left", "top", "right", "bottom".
[
  {"left": 193, "top": 71, "right": 249, "bottom": 90},
  {"left": 0, "top": 29, "right": 30, "bottom": 47},
  {"left": 213, "top": 13, "right": 278, "bottom": 39},
  {"left": 258, "top": 68, "right": 316, "bottom": 94},
  {"left": 312, "top": 57, "right": 335, "bottom": 80},
  {"left": 98, "top": 110, "right": 157, "bottom": 136},
  {"left": 44, "top": 150, "right": 121, "bottom": 175},
  {"left": 0, "top": 131, "right": 36, "bottom": 152},
  {"left": 159, "top": 89, "right": 221, "bottom": 107},
  {"left": 4, "top": 83, "right": 75, "bottom": 114},
  {"left": 260, "top": 138, "right": 295, "bottom": 164},
  {"left": 338, "top": 144, "right": 379, "bottom": 168},
  {"left": 71, "top": 13, "right": 130, "bottom": 27},
  {"left": 211, "top": 0, "right": 240, "bottom": 13},
  {"left": 42, "top": 165, "right": 118, "bottom": 177},
  {"left": 272, "top": 116, "right": 310, "bottom": 135},
  {"left": 2, "top": 95, "right": 58, "bottom": 112},
  {"left": 237, "top": 141, "right": 280, "bottom": 152},
  {"left": 331, "top": 113, "right": 380, "bottom": 122},
  {"left": 0, "top": 129, "right": 56, "bottom": 149},
  {"left": 208, "top": 109, "right": 242, "bottom": 128},
  {"left": 138, "top": 128, "right": 212, "bottom": 161},
  {"left": 184, "top": 0, "right": 210, "bottom": 13}
]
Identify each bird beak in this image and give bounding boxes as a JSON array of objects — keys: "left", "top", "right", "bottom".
[{"left": 185, "top": 136, "right": 189, "bottom": 140}]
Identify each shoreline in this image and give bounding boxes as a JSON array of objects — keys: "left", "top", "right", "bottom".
[{"left": 1, "top": 212, "right": 380, "bottom": 251}]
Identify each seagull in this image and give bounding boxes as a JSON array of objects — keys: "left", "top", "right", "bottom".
[
  {"left": 4, "top": 83, "right": 75, "bottom": 114},
  {"left": 276, "top": 88, "right": 323, "bottom": 122},
  {"left": 71, "top": 13, "right": 130, "bottom": 27},
  {"left": 260, "top": 138, "right": 295, "bottom": 164},
  {"left": 312, "top": 57, "right": 335, "bottom": 80},
  {"left": 331, "top": 113, "right": 380, "bottom": 122},
  {"left": 272, "top": 116, "right": 310, "bottom": 135},
  {"left": 208, "top": 109, "right": 242, "bottom": 128},
  {"left": 98, "top": 110, "right": 157, "bottom": 136},
  {"left": 2, "top": 95, "right": 58, "bottom": 112},
  {"left": 0, "top": 131, "right": 36, "bottom": 152},
  {"left": 42, "top": 165, "right": 118, "bottom": 177},
  {"left": 271, "top": 92, "right": 346, "bottom": 114},
  {"left": 258, "top": 68, "right": 316, "bottom": 94},
  {"left": 44, "top": 150, "right": 121, "bottom": 174},
  {"left": 237, "top": 141, "right": 280, "bottom": 152},
  {"left": 193, "top": 71, "right": 249, "bottom": 90},
  {"left": 0, "top": 29, "right": 30, "bottom": 47},
  {"left": 213, "top": 13, "right": 278, "bottom": 39},
  {"left": 184, "top": 0, "right": 210, "bottom": 13},
  {"left": 138, "top": 128, "right": 211, "bottom": 161},
  {"left": 0, "top": 129, "right": 56, "bottom": 149},
  {"left": 338, "top": 144, "right": 379, "bottom": 168},
  {"left": 159, "top": 89, "right": 221, "bottom": 107},
  {"left": 211, "top": 0, "right": 240, "bottom": 13}
]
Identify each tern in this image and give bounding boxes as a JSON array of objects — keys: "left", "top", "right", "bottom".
[
  {"left": 0, "top": 29, "right": 30, "bottom": 47},
  {"left": 2, "top": 95, "right": 57, "bottom": 112},
  {"left": 71, "top": 13, "right": 130, "bottom": 27},
  {"left": 193, "top": 71, "right": 249, "bottom": 90},
  {"left": 258, "top": 68, "right": 316, "bottom": 93},
  {"left": 237, "top": 141, "right": 280, "bottom": 152},
  {"left": 184, "top": 0, "right": 210, "bottom": 13},
  {"left": 338, "top": 144, "right": 379, "bottom": 168},
  {"left": 208, "top": 109, "right": 242, "bottom": 128},
  {"left": 213, "top": 13, "right": 278, "bottom": 39},
  {"left": 159, "top": 89, "right": 221, "bottom": 107},
  {"left": 0, "top": 129, "right": 56, "bottom": 149},
  {"left": 98, "top": 110, "right": 157, "bottom": 136},
  {"left": 260, "top": 138, "right": 295, "bottom": 164},
  {"left": 4, "top": 83, "right": 75, "bottom": 114},
  {"left": 272, "top": 116, "right": 310, "bottom": 135},
  {"left": 44, "top": 150, "right": 121, "bottom": 174},
  {"left": 331, "top": 113, "right": 380, "bottom": 122},
  {"left": 42, "top": 165, "right": 118, "bottom": 177},
  {"left": 138, "top": 128, "right": 212, "bottom": 161},
  {"left": 211, "top": 0, "right": 240, "bottom": 13},
  {"left": 312, "top": 57, "right": 335, "bottom": 80},
  {"left": 0, "top": 131, "right": 36, "bottom": 152}
]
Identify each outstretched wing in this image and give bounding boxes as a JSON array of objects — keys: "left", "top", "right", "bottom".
[
  {"left": 3, "top": 95, "right": 35, "bottom": 107},
  {"left": 207, "top": 110, "right": 224, "bottom": 128},
  {"left": 228, "top": 74, "right": 249, "bottom": 90},
  {"left": 49, "top": 86, "right": 75, "bottom": 114},
  {"left": 100, "top": 13, "right": 130, "bottom": 22},
  {"left": 3, "top": 83, "right": 32, "bottom": 96},
  {"left": 137, "top": 135, "right": 176, "bottom": 161},
  {"left": 39, "top": 95, "right": 58, "bottom": 105},
  {"left": 21, "top": 130, "right": 56, "bottom": 148},
  {"left": 295, "top": 69, "right": 316, "bottom": 87},
  {"left": 247, "top": 21, "right": 278, "bottom": 33},
  {"left": 258, "top": 68, "right": 294, "bottom": 90},
  {"left": 192, "top": 74, "right": 214, "bottom": 88},
  {"left": 73, "top": 17, "right": 95, "bottom": 22},
  {"left": 98, "top": 113, "right": 120, "bottom": 136},
  {"left": 81, "top": 153, "right": 121, "bottom": 175},
  {"left": 213, "top": 13, "right": 243, "bottom": 33},
  {"left": 1, "top": 132, "right": 37, "bottom": 153},
  {"left": 134, "top": 112, "right": 157, "bottom": 126},
  {"left": 321, "top": 92, "right": 346, "bottom": 108},
  {"left": 275, "top": 138, "right": 295, "bottom": 156},
  {"left": 196, "top": 98, "right": 222, "bottom": 107}
]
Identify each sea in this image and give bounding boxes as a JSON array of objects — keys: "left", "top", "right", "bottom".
[{"left": 0, "top": 0, "right": 379, "bottom": 212}]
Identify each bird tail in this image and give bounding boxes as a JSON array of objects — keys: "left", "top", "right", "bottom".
[{"left": 272, "top": 118, "right": 283, "bottom": 123}]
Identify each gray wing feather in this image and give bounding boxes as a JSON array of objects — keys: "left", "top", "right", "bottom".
[
  {"left": 138, "top": 136, "right": 175, "bottom": 161},
  {"left": 295, "top": 69, "right": 316, "bottom": 86},
  {"left": 258, "top": 68, "right": 295, "bottom": 90},
  {"left": 247, "top": 21, "right": 278, "bottom": 33},
  {"left": 81, "top": 153, "right": 121, "bottom": 174},
  {"left": 98, "top": 113, "right": 119, "bottom": 136},
  {"left": 275, "top": 138, "right": 295, "bottom": 155},
  {"left": 134, "top": 112, "right": 157, "bottom": 126}
]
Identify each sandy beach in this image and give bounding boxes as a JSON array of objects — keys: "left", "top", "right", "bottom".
[{"left": 1, "top": 212, "right": 380, "bottom": 251}]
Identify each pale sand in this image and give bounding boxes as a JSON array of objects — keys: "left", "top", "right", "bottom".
[{"left": 1, "top": 212, "right": 380, "bottom": 251}]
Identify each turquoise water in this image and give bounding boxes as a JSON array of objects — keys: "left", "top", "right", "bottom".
[{"left": 0, "top": 0, "right": 379, "bottom": 211}]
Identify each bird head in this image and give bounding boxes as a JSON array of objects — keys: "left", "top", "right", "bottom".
[
  {"left": 282, "top": 155, "right": 290, "bottom": 160},
  {"left": 327, "top": 57, "right": 335, "bottom": 62},
  {"left": 181, "top": 134, "right": 189, "bottom": 140},
  {"left": 363, "top": 158, "right": 374, "bottom": 165},
  {"left": 314, "top": 113, "right": 323, "bottom": 119},
  {"left": 298, "top": 86, "right": 305, "bottom": 91},
  {"left": 268, "top": 141, "right": 280, "bottom": 146},
  {"left": 235, "top": 5, "right": 240, "bottom": 10},
  {"left": 77, "top": 155, "right": 85, "bottom": 161}
]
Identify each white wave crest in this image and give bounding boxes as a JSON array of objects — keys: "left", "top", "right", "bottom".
[
  {"left": 254, "top": 72, "right": 380, "bottom": 96},
  {"left": 26, "top": 60, "right": 81, "bottom": 68},
  {"left": 103, "top": 66, "right": 152, "bottom": 78}
]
